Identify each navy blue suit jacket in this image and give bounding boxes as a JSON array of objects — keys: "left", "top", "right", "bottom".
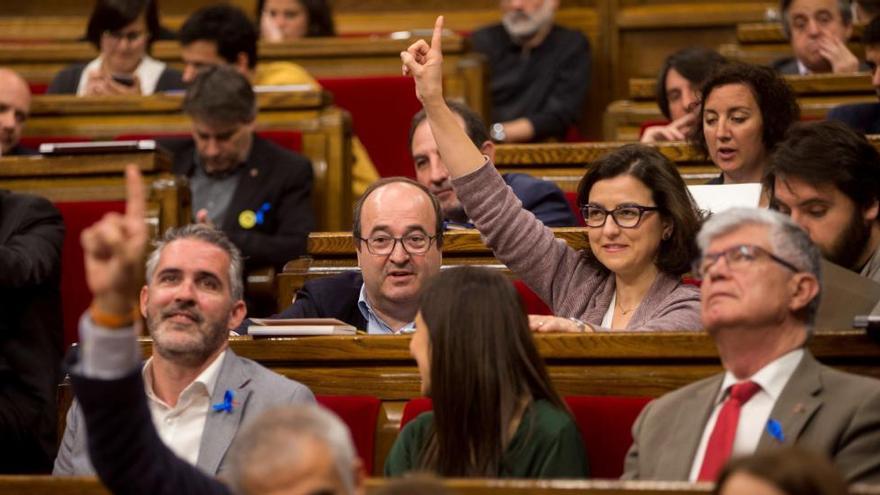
[
  {"left": 827, "top": 102, "right": 880, "bottom": 135},
  {"left": 503, "top": 173, "right": 577, "bottom": 227}
]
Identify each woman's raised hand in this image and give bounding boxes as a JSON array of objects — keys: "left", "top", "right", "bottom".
[{"left": 401, "top": 16, "right": 445, "bottom": 105}]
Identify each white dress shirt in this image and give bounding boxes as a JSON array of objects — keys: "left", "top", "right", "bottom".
[
  {"left": 76, "top": 55, "right": 167, "bottom": 96},
  {"left": 688, "top": 348, "right": 805, "bottom": 481},
  {"left": 142, "top": 350, "right": 227, "bottom": 466}
]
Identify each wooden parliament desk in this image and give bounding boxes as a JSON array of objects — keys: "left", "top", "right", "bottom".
[
  {"left": 494, "top": 142, "right": 720, "bottom": 192},
  {"left": 0, "top": 477, "right": 878, "bottom": 495},
  {"left": 275, "top": 228, "right": 590, "bottom": 311},
  {"left": 23, "top": 90, "right": 353, "bottom": 231},
  {"left": 0, "top": 150, "right": 187, "bottom": 237}
]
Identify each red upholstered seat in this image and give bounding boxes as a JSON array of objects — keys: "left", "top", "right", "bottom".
[
  {"left": 565, "top": 191, "right": 586, "bottom": 227},
  {"left": 28, "top": 83, "right": 49, "bottom": 95},
  {"left": 564, "top": 395, "right": 652, "bottom": 479},
  {"left": 316, "top": 395, "right": 381, "bottom": 474},
  {"left": 55, "top": 201, "right": 126, "bottom": 346},
  {"left": 318, "top": 76, "right": 422, "bottom": 178},
  {"left": 638, "top": 119, "right": 670, "bottom": 138},
  {"left": 514, "top": 280, "right": 552, "bottom": 315},
  {"left": 400, "top": 395, "right": 651, "bottom": 479}
]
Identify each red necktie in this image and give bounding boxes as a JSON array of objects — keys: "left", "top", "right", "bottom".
[{"left": 697, "top": 380, "right": 762, "bottom": 481}]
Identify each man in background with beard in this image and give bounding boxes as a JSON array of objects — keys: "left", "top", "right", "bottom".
[
  {"left": 471, "top": 0, "right": 590, "bottom": 143},
  {"left": 54, "top": 222, "right": 315, "bottom": 476},
  {"left": 765, "top": 120, "right": 880, "bottom": 282}
]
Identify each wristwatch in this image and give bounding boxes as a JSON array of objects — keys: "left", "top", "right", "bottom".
[{"left": 490, "top": 122, "right": 507, "bottom": 142}]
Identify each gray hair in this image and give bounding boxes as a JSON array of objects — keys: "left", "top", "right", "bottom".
[
  {"left": 182, "top": 65, "right": 257, "bottom": 124},
  {"left": 697, "top": 208, "right": 822, "bottom": 331},
  {"left": 145, "top": 224, "right": 244, "bottom": 301},
  {"left": 224, "top": 405, "right": 358, "bottom": 495},
  {"left": 780, "top": 0, "right": 853, "bottom": 38}
]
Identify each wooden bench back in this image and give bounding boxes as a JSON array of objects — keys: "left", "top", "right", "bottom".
[{"left": 23, "top": 90, "right": 353, "bottom": 231}]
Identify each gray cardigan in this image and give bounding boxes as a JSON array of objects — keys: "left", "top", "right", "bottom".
[{"left": 452, "top": 162, "right": 701, "bottom": 331}]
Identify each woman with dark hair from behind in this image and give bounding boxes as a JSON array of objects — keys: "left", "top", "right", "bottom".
[
  {"left": 690, "top": 61, "right": 799, "bottom": 186},
  {"left": 641, "top": 48, "right": 727, "bottom": 143},
  {"left": 258, "top": 0, "right": 336, "bottom": 41},
  {"left": 385, "top": 266, "right": 588, "bottom": 478},
  {"left": 47, "top": 0, "right": 183, "bottom": 95},
  {"left": 714, "top": 448, "right": 848, "bottom": 495}
]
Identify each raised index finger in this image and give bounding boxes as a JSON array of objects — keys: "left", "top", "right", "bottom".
[
  {"left": 124, "top": 164, "right": 146, "bottom": 222},
  {"left": 430, "top": 15, "right": 444, "bottom": 54}
]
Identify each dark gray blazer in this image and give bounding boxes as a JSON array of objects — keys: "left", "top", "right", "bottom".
[
  {"left": 46, "top": 63, "right": 184, "bottom": 94},
  {"left": 53, "top": 349, "right": 315, "bottom": 476},
  {"left": 622, "top": 351, "right": 880, "bottom": 483}
]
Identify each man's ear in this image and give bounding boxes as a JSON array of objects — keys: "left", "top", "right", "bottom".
[
  {"left": 227, "top": 300, "right": 247, "bottom": 331},
  {"left": 863, "top": 198, "right": 879, "bottom": 223},
  {"left": 480, "top": 140, "right": 496, "bottom": 161},
  {"left": 235, "top": 52, "right": 251, "bottom": 77},
  {"left": 788, "top": 272, "right": 820, "bottom": 314},
  {"left": 139, "top": 285, "right": 149, "bottom": 319}
]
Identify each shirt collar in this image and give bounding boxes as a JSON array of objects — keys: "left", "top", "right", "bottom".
[
  {"left": 143, "top": 348, "right": 228, "bottom": 408},
  {"left": 716, "top": 348, "right": 804, "bottom": 404},
  {"left": 357, "top": 283, "right": 416, "bottom": 335},
  {"left": 796, "top": 59, "right": 811, "bottom": 76}
]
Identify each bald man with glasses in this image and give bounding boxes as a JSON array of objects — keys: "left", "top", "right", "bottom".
[
  {"left": 622, "top": 207, "right": 880, "bottom": 484},
  {"left": 237, "top": 177, "right": 443, "bottom": 334}
]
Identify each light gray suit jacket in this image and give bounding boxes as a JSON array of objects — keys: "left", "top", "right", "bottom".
[
  {"left": 53, "top": 349, "right": 315, "bottom": 476},
  {"left": 622, "top": 351, "right": 880, "bottom": 483}
]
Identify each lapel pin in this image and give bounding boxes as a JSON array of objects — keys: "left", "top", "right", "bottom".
[
  {"left": 212, "top": 390, "right": 236, "bottom": 414},
  {"left": 250, "top": 168, "right": 258, "bottom": 178},
  {"left": 766, "top": 418, "right": 785, "bottom": 443},
  {"left": 793, "top": 403, "right": 806, "bottom": 414}
]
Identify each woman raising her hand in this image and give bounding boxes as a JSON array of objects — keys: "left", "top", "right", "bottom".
[{"left": 401, "top": 17, "right": 703, "bottom": 333}]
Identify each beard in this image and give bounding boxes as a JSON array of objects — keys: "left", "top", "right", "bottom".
[
  {"left": 501, "top": 0, "right": 555, "bottom": 42},
  {"left": 825, "top": 208, "right": 873, "bottom": 270},
  {"left": 148, "top": 301, "right": 229, "bottom": 367}
]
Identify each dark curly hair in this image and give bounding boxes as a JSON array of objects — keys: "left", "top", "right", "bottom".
[
  {"left": 690, "top": 61, "right": 800, "bottom": 161},
  {"left": 656, "top": 47, "right": 727, "bottom": 120},
  {"left": 576, "top": 144, "right": 703, "bottom": 276}
]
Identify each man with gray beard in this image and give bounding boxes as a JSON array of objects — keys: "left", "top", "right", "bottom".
[
  {"left": 471, "top": 0, "right": 590, "bottom": 143},
  {"left": 54, "top": 222, "right": 315, "bottom": 476}
]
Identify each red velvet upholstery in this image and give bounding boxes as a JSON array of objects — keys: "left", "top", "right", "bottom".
[
  {"left": 316, "top": 395, "right": 381, "bottom": 474},
  {"left": 115, "top": 130, "right": 303, "bottom": 152},
  {"left": 318, "top": 76, "right": 422, "bottom": 178},
  {"left": 28, "top": 83, "right": 49, "bottom": 95},
  {"left": 19, "top": 135, "right": 92, "bottom": 150},
  {"left": 514, "top": 280, "right": 552, "bottom": 315},
  {"left": 400, "top": 395, "right": 651, "bottom": 479},
  {"left": 638, "top": 119, "right": 670, "bottom": 138},
  {"left": 564, "top": 395, "right": 652, "bottom": 479},
  {"left": 565, "top": 191, "right": 586, "bottom": 227},
  {"left": 55, "top": 201, "right": 126, "bottom": 346},
  {"left": 400, "top": 397, "right": 433, "bottom": 428}
]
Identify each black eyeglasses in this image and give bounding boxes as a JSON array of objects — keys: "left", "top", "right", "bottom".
[
  {"left": 694, "top": 244, "right": 800, "bottom": 279},
  {"left": 358, "top": 233, "right": 436, "bottom": 256},
  {"left": 580, "top": 204, "right": 660, "bottom": 229},
  {"left": 103, "top": 30, "right": 146, "bottom": 44}
]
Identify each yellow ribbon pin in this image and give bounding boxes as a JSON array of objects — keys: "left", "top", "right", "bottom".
[{"left": 238, "top": 210, "right": 257, "bottom": 229}]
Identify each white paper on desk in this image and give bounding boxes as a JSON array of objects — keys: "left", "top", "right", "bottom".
[
  {"left": 687, "top": 184, "right": 762, "bottom": 214},
  {"left": 248, "top": 318, "right": 357, "bottom": 336},
  {"left": 815, "top": 260, "right": 880, "bottom": 331}
]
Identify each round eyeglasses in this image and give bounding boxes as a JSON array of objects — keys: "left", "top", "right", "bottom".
[{"left": 580, "top": 204, "right": 660, "bottom": 229}]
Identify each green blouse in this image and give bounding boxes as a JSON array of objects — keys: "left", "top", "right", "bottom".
[{"left": 384, "top": 399, "right": 590, "bottom": 478}]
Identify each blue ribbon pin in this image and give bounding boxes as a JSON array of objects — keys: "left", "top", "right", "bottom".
[
  {"left": 766, "top": 418, "right": 784, "bottom": 442},
  {"left": 255, "top": 202, "right": 271, "bottom": 226},
  {"left": 212, "top": 390, "right": 234, "bottom": 413}
]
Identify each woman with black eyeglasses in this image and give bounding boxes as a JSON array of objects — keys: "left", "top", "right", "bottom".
[
  {"left": 47, "top": 0, "right": 184, "bottom": 96},
  {"left": 401, "top": 17, "right": 704, "bottom": 331}
]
